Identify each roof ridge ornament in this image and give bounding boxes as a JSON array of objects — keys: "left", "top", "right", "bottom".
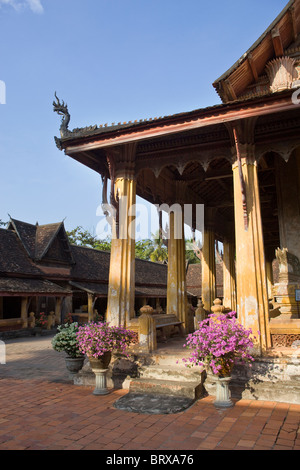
[{"left": 53, "top": 91, "right": 71, "bottom": 141}]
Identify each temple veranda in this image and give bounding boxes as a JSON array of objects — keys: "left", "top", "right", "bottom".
[{"left": 53, "top": 0, "right": 300, "bottom": 403}]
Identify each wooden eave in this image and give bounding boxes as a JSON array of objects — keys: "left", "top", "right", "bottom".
[
  {"left": 58, "top": 89, "right": 297, "bottom": 170},
  {"left": 213, "top": 0, "right": 300, "bottom": 102}
]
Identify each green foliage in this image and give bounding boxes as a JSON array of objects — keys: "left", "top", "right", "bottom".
[
  {"left": 66, "top": 226, "right": 201, "bottom": 265},
  {"left": 52, "top": 322, "right": 83, "bottom": 358},
  {"left": 185, "top": 238, "right": 201, "bottom": 264},
  {"left": 148, "top": 231, "right": 168, "bottom": 263},
  {"left": 66, "top": 226, "right": 111, "bottom": 251},
  {"left": 135, "top": 239, "right": 155, "bottom": 261}
]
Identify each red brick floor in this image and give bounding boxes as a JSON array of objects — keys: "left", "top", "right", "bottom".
[{"left": 0, "top": 335, "right": 299, "bottom": 451}]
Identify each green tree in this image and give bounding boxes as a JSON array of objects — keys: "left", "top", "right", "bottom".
[
  {"left": 185, "top": 238, "right": 201, "bottom": 264},
  {"left": 149, "top": 231, "right": 168, "bottom": 263},
  {"left": 66, "top": 226, "right": 111, "bottom": 251},
  {"left": 135, "top": 239, "right": 154, "bottom": 261}
]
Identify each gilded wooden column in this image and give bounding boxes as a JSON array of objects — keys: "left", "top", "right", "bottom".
[
  {"left": 232, "top": 144, "right": 271, "bottom": 354},
  {"left": 222, "top": 238, "right": 236, "bottom": 312},
  {"left": 107, "top": 176, "right": 136, "bottom": 327},
  {"left": 201, "top": 208, "right": 216, "bottom": 312},
  {"left": 106, "top": 145, "right": 136, "bottom": 327},
  {"left": 166, "top": 199, "right": 187, "bottom": 329}
]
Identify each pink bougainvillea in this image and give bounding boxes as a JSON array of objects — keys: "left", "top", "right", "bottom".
[
  {"left": 76, "top": 321, "right": 138, "bottom": 359},
  {"left": 182, "top": 312, "right": 257, "bottom": 375}
]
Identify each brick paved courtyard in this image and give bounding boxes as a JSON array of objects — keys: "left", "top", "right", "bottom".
[{"left": 0, "top": 334, "right": 299, "bottom": 451}]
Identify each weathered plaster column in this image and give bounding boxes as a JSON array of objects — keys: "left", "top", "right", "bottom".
[
  {"left": 232, "top": 144, "right": 271, "bottom": 354},
  {"left": 166, "top": 190, "right": 187, "bottom": 328},
  {"left": 201, "top": 208, "right": 216, "bottom": 312},
  {"left": 106, "top": 145, "right": 136, "bottom": 327},
  {"left": 222, "top": 238, "right": 236, "bottom": 312}
]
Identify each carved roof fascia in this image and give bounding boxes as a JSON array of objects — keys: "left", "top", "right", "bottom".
[
  {"left": 256, "top": 137, "right": 300, "bottom": 163},
  {"left": 135, "top": 146, "right": 233, "bottom": 178}
]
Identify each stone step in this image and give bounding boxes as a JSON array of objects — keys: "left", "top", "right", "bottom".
[
  {"left": 129, "top": 377, "right": 206, "bottom": 400},
  {"left": 139, "top": 364, "right": 204, "bottom": 382}
]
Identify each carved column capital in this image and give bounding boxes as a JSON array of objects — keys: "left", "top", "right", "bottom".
[
  {"left": 231, "top": 143, "right": 257, "bottom": 168},
  {"left": 106, "top": 143, "right": 137, "bottom": 180}
]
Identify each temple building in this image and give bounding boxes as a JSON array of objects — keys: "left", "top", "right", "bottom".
[{"left": 53, "top": 0, "right": 300, "bottom": 356}]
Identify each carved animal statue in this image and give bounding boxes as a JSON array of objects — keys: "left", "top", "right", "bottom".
[{"left": 53, "top": 92, "right": 70, "bottom": 137}]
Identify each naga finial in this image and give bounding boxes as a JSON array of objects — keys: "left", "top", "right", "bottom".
[{"left": 53, "top": 91, "right": 71, "bottom": 138}]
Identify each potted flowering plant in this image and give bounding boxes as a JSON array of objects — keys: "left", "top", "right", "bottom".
[
  {"left": 182, "top": 312, "right": 256, "bottom": 408},
  {"left": 33, "top": 312, "right": 48, "bottom": 335},
  {"left": 76, "top": 321, "right": 138, "bottom": 395},
  {"left": 63, "top": 313, "right": 74, "bottom": 324},
  {"left": 52, "top": 322, "right": 85, "bottom": 376}
]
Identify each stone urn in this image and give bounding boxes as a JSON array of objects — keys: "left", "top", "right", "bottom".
[
  {"left": 211, "top": 298, "right": 225, "bottom": 316},
  {"left": 89, "top": 352, "right": 112, "bottom": 395},
  {"left": 140, "top": 305, "right": 154, "bottom": 315},
  {"left": 65, "top": 356, "right": 85, "bottom": 378}
]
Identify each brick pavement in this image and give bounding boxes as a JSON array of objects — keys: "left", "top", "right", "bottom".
[{"left": 0, "top": 334, "right": 299, "bottom": 451}]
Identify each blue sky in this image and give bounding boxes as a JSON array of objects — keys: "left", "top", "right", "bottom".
[{"left": 0, "top": 0, "right": 288, "bottom": 239}]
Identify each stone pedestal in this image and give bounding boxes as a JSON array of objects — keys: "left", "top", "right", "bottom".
[
  {"left": 214, "top": 376, "right": 234, "bottom": 408},
  {"left": 138, "top": 306, "right": 157, "bottom": 353}
]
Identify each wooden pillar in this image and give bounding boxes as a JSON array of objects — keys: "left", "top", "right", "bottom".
[
  {"left": 166, "top": 208, "right": 187, "bottom": 328},
  {"left": 223, "top": 238, "right": 236, "bottom": 312},
  {"left": 107, "top": 175, "right": 136, "bottom": 327},
  {"left": 201, "top": 208, "right": 216, "bottom": 312},
  {"left": 87, "top": 293, "right": 94, "bottom": 322},
  {"left": 21, "top": 297, "right": 29, "bottom": 328},
  {"left": 55, "top": 297, "right": 62, "bottom": 325},
  {"left": 232, "top": 144, "right": 271, "bottom": 354},
  {"left": 265, "top": 260, "right": 274, "bottom": 301}
]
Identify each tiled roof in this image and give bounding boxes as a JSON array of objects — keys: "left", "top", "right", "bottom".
[
  {"left": 0, "top": 229, "right": 43, "bottom": 276},
  {"left": 8, "top": 218, "right": 65, "bottom": 261},
  {"left": 0, "top": 277, "right": 71, "bottom": 295},
  {"left": 186, "top": 262, "right": 223, "bottom": 298},
  {"left": 35, "top": 223, "right": 63, "bottom": 259}
]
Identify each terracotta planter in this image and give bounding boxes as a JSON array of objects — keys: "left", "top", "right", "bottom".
[{"left": 89, "top": 352, "right": 112, "bottom": 395}]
